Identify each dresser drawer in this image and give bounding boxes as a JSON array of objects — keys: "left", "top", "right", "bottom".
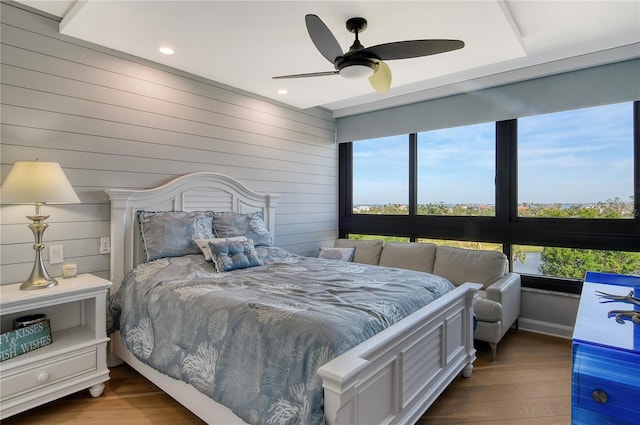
[
  {"left": 0, "top": 348, "right": 97, "bottom": 399},
  {"left": 572, "top": 343, "right": 640, "bottom": 423}
]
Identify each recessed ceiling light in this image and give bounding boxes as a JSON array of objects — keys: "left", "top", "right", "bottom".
[
  {"left": 159, "top": 47, "right": 174, "bottom": 55},
  {"left": 277, "top": 89, "right": 288, "bottom": 95}
]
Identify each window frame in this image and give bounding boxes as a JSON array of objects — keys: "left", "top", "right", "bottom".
[{"left": 339, "top": 101, "right": 640, "bottom": 294}]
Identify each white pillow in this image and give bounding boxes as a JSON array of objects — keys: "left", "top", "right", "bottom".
[
  {"left": 195, "top": 236, "right": 248, "bottom": 261},
  {"left": 318, "top": 247, "right": 355, "bottom": 262}
]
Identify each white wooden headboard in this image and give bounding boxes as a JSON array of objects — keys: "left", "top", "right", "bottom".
[{"left": 105, "top": 172, "right": 280, "bottom": 293}]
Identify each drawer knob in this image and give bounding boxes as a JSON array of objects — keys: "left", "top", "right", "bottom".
[
  {"left": 592, "top": 389, "right": 608, "bottom": 404},
  {"left": 37, "top": 372, "right": 49, "bottom": 383}
]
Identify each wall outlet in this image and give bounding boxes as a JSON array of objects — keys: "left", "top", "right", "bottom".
[
  {"left": 49, "top": 245, "right": 64, "bottom": 264},
  {"left": 100, "top": 236, "right": 111, "bottom": 254}
]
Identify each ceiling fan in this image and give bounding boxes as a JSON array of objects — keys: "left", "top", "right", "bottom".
[{"left": 273, "top": 14, "right": 464, "bottom": 93}]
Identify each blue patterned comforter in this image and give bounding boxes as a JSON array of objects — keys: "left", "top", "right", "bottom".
[{"left": 107, "top": 249, "right": 455, "bottom": 425}]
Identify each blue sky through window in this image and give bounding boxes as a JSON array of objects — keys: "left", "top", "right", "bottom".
[
  {"left": 353, "top": 102, "right": 633, "bottom": 206},
  {"left": 518, "top": 102, "right": 633, "bottom": 204},
  {"left": 417, "top": 122, "right": 495, "bottom": 205},
  {"left": 353, "top": 135, "right": 409, "bottom": 205}
]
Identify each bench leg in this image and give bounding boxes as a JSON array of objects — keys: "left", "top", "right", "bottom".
[{"left": 489, "top": 342, "right": 497, "bottom": 361}]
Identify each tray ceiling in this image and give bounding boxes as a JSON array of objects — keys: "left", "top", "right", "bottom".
[{"left": 15, "top": 1, "right": 640, "bottom": 116}]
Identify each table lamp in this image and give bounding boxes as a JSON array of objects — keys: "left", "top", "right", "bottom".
[{"left": 1, "top": 161, "right": 81, "bottom": 290}]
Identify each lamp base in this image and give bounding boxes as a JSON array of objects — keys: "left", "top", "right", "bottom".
[
  {"left": 20, "top": 213, "right": 58, "bottom": 290},
  {"left": 20, "top": 277, "right": 58, "bottom": 290}
]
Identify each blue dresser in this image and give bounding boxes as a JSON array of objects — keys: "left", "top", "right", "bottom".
[{"left": 572, "top": 272, "right": 640, "bottom": 425}]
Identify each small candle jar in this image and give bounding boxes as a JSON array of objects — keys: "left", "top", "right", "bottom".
[{"left": 62, "top": 263, "right": 77, "bottom": 278}]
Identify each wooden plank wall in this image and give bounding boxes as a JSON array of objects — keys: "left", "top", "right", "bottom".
[{"left": 0, "top": 1, "right": 338, "bottom": 285}]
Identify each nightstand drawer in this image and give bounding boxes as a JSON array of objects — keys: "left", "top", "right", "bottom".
[
  {"left": 0, "top": 348, "right": 97, "bottom": 399},
  {"left": 572, "top": 343, "right": 640, "bottom": 423}
]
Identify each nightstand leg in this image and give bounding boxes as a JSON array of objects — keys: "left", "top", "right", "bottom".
[{"left": 89, "top": 383, "right": 105, "bottom": 398}]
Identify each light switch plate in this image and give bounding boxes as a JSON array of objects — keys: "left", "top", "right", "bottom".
[
  {"left": 49, "top": 245, "right": 64, "bottom": 264},
  {"left": 100, "top": 237, "right": 111, "bottom": 254}
]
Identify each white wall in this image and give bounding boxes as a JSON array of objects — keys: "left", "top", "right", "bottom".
[
  {"left": 519, "top": 289, "right": 579, "bottom": 339},
  {"left": 0, "top": 2, "right": 338, "bottom": 285}
]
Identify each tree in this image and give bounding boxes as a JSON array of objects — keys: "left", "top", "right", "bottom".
[{"left": 539, "top": 247, "right": 640, "bottom": 279}]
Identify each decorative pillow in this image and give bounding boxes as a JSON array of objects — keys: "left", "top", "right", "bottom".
[
  {"left": 139, "top": 211, "right": 214, "bottom": 261},
  {"left": 208, "top": 239, "right": 263, "bottom": 272},
  {"left": 318, "top": 247, "right": 355, "bottom": 262},
  {"left": 212, "top": 211, "right": 273, "bottom": 246},
  {"left": 195, "top": 236, "right": 248, "bottom": 261}
]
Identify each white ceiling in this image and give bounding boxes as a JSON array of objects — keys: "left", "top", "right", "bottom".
[{"left": 16, "top": 1, "right": 640, "bottom": 117}]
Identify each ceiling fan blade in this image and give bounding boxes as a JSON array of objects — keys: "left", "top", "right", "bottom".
[
  {"left": 369, "top": 61, "right": 392, "bottom": 93},
  {"left": 272, "top": 70, "right": 339, "bottom": 79},
  {"left": 364, "top": 39, "right": 464, "bottom": 61},
  {"left": 305, "top": 14, "right": 343, "bottom": 63}
]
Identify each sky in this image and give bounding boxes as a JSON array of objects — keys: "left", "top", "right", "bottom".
[{"left": 353, "top": 101, "right": 634, "bottom": 205}]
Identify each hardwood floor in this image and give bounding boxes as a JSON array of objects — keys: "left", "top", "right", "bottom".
[
  {"left": 3, "top": 330, "right": 572, "bottom": 425},
  {"left": 418, "top": 331, "right": 572, "bottom": 425}
]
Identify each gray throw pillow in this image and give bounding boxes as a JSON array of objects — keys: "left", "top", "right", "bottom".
[
  {"left": 212, "top": 211, "right": 273, "bottom": 246},
  {"left": 318, "top": 247, "right": 355, "bottom": 262},
  {"left": 139, "top": 211, "right": 214, "bottom": 261}
]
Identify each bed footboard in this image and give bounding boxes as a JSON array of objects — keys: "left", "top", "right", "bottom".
[{"left": 318, "top": 282, "right": 481, "bottom": 425}]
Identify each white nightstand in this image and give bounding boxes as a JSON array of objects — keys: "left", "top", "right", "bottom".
[{"left": 0, "top": 274, "right": 112, "bottom": 419}]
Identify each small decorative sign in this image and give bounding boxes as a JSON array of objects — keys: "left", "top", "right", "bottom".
[{"left": 0, "top": 320, "right": 52, "bottom": 362}]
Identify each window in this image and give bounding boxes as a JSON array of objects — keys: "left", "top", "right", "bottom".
[
  {"left": 349, "top": 234, "right": 410, "bottom": 243},
  {"left": 518, "top": 103, "right": 635, "bottom": 218},
  {"left": 352, "top": 135, "right": 409, "bottom": 214},
  {"left": 417, "top": 123, "right": 495, "bottom": 216},
  {"left": 513, "top": 245, "right": 640, "bottom": 279},
  {"left": 418, "top": 239, "right": 502, "bottom": 251},
  {"left": 339, "top": 101, "right": 639, "bottom": 292}
]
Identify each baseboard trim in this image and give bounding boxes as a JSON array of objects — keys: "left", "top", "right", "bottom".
[{"left": 517, "top": 318, "right": 574, "bottom": 339}]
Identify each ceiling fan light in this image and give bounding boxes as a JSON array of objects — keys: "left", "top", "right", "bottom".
[{"left": 339, "top": 64, "right": 374, "bottom": 79}]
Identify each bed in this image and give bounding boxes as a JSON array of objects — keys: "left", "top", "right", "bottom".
[{"left": 106, "top": 172, "right": 481, "bottom": 425}]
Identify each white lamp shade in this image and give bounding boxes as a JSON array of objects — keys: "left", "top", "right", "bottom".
[{"left": 1, "top": 161, "right": 81, "bottom": 204}]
